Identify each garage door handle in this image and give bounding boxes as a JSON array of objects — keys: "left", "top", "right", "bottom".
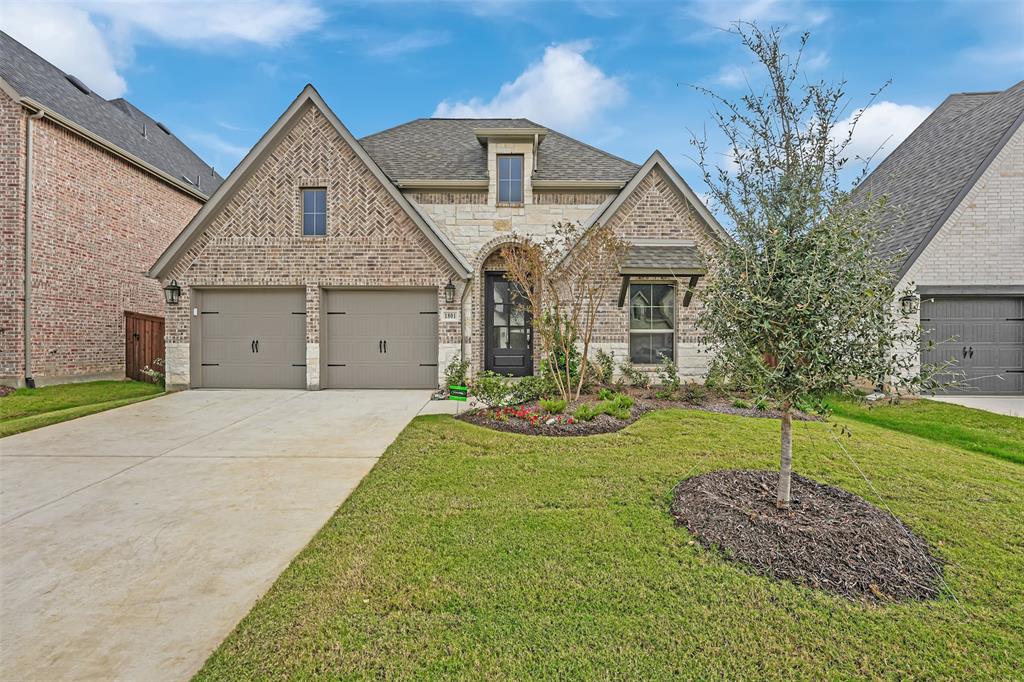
[
  {"left": 384, "top": 339, "right": 387, "bottom": 354},
  {"left": 379, "top": 339, "right": 383, "bottom": 354},
  {"left": 968, "top": 346, "right": 973, "bottom": 359},
  {"left": 962, "top": 346, "right": 967, "bottom": 358},
  {"left": 255, "top": 339, "right": 259, "bottom": 353},
  {"left": 252, "top": 339, "right": 256, "bottom": 354}
]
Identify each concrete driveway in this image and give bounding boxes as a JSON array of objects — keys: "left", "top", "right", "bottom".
[
  {"left": 0, "top": 389, "right": 437, "bottom": 681},
  {"left": 926, "top": 395, "right": 1024, "bottom": 418}
]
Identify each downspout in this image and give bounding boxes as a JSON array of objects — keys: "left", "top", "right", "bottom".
[{"left": 23, "top": 108, "right": 44, "bottom": 388}]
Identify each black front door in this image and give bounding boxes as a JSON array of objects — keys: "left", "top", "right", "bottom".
[{"left": 485, "top": 272, "right": 533, "bottom": 376}]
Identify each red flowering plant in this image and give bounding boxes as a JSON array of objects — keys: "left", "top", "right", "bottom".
[{"left": 493, "top": 405, "right": 575, "bottom": 428}]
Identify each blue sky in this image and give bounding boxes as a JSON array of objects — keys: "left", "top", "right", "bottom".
[{"left": 5, "top": 1, "right": 1023, "bottom": 192}]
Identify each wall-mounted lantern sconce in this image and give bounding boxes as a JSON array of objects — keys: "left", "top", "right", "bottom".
[
  {"left": 164, "top": 280, "right": 182, "bottom": 305},
  {"left": 899, "top": 292, "right": 919, "bottom": 316},
  {"left": 444, "top": 278, "right": 456, "bottom": 304}
]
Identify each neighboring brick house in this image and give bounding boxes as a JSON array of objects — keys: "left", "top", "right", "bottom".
[
  {"left": 0, "top": 32, "right": 222, "bottom": 387},
  {"left": 856, "top": 80, "right": 1023, "bottom": 395},
  {"left": 150, "top": 84, "right": 729, "bottom": 391}
]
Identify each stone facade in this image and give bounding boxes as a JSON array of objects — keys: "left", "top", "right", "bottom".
[
  {"left": 419, "top": 164, "right": 720, "bottom": 382},
  {"left": 0, "top": 92, "right": 204, "bottom": 386},
  {"left": 162, "top": 103, "right": 462, "bottom": 390}
]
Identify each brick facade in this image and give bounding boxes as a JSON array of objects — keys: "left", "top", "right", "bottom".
[
  {"left": 0, "top": 92, "right": 203, "bottom": 386},
  {"left": 894, "top": 123, "right": 1024, "bottom": 377},
  {"left": 159, "top": 94, "right": 723, "bottom": 390},
  {"left": 161, "top": 103, "right": 461, "bottom": 390}
]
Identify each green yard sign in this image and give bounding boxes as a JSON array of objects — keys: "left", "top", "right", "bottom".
[{"left": 449, "top": 385, "right": 468, "bottom": 401}]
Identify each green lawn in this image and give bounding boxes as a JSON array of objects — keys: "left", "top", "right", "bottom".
[
  {"left": 197, "top": 408, "right": 1024, "bottom": 680},
  {"left": 828, "top": 396, "right": 1024, "bottom": 465},
  {"left": 0, "top": 380, "right": 163, "bottom": 437}
]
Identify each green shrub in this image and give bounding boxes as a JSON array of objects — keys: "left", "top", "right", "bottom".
[
  {"left": 732, "top": 398, "right": 752, "bottom": 409},
  {"left": 618, "top": 360, "right": 649, "bottom": 388},
  {"left": 511, "top": 373, "right": 555, "bottom": 404},
  {"left": 470, "top": 371, "right": 513, "bottom": 406},
  {"left": 598, "top": 387, "right": 615, "bottom": 401},
  {"left": 444, "top": 354, "right": 470, "bottom": 388},
  {"left": 592, "top": 349, "right": 616, "bottom": 386},
  {"left": 754, "top": 396, "right": 770, "bottom": 411},
  {"left": 573, "top": 404, "right": 601, "bottom": 421},
  {"left": 539, "top": 398, "right": 567, "bottom": 414},
  {"left": 679, "top": 382, "right": 709, "bottom": 405},
  {"left": 655, "top": 356, "right": 681, "bottom": 398}
]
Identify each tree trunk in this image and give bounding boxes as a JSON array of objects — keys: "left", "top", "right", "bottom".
[{"left": 776, "top": 405, "right": 793, "bottom": 509}]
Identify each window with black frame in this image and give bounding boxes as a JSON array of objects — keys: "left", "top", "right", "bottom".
[
  {"left": 629, "top": 282, "right": 675, "bottom": 364},
  {"left": 497, "top": 155, "right": 524, "bottom": 204}
]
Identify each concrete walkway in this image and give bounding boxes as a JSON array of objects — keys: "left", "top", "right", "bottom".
[
  {"left": 0, "top": 389, "right": 436, "bottom": 681},
  {"left": 926, "top": 395, "right": 1024, "bottom": 418}
]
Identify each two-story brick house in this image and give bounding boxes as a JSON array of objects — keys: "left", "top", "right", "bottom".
[
  {"left": 149, "top": 84, "right": 729, "bottom": 390},
  {"left": 0, "top": 31, "right": 222, "bottom": 387}
]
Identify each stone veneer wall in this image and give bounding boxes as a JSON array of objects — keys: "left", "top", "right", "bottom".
[
  {"left": 420, "top": 166, "right": 721, "bottom": 381},
  {"left": 162, "top": 103, "right": 461, "bottom": 390},
  {"left": 1, "top": 91, "right": 204, "bottom": 385}
]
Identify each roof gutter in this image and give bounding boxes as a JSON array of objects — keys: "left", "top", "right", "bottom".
[
  {"left": 23, "top": 108, "right": 45, "bottom": 387},
  {"left": 394, "top": 179, "right": 488, "bottom": 190},
  {"left": 18, "top": 97, "right": 211, "bottom": 203}
]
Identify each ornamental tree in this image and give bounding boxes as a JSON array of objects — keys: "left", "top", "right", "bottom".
[
  {"left": 502, "top": 221, "right": 627, "bottom": 401},
  {"left": 691, "top": 24, "right": 931, "bottom": 509}
]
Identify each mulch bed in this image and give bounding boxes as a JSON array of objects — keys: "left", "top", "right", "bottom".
[
  {"left": 0, "top": 385, "right": 16, "bottom": 398},
  {"left": 644, "top": 395, "right": 822, "bottom": 421},
  {"left": 457, "top": 400, "right": 652, "bottom": 436},
  {"left": 671, "top": 469, "right": 943, "bottom": 602}
]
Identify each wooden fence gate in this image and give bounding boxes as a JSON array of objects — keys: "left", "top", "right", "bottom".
[{"left": 125, "top": 312, "right": 165, "bottom": 383}]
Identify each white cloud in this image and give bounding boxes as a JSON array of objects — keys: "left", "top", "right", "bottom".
[
  {"left": 0, "top": 1, "right": 325, "bottom": 98},
  {"left": 433, "top": 41, "right": 627, "bottom": 130},
  {"left": 1, "top": 3, "right": 128, "bottom": 97},
  {"left": 833, "top": 101, "right": 933, "bottom": 165},
  {"left": 712, "top": 64, "right": 748, "bottom": 87},
  {"left": 684, "top": 0, "right": 829, "bottom": 36},
  {"left": 91, "top": 0, "right": 325, "bottom": 47},
  {"left": 362, "top": 30, "right": 451, "bottom": 59}
]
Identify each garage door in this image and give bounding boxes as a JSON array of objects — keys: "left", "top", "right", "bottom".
[
  {"left": 197, "top": 289, "right": 306, "bottom": 388},
  {"left": 323, "top": 289, "right": 438, "bottom": 389},
  {"left": 921, "top": 296, "right": 1023, "bottom": 395}
]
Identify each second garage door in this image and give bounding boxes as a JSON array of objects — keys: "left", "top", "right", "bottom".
[
  {"left": 323, "top": 289, "right": 438, "bottom": 389},
  {"left": 197, "top": 289, "right": 306, "bottom": 389},
  {"left": 921, "top": 296, "right": 1024, "bottom": 395}
]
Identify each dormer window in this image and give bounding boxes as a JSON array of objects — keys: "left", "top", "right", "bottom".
[{"left": 497, "top": 155, "right": 524, "bottom": 205}]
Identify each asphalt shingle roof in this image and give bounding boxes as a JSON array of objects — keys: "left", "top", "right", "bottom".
[
  {"left": 621, "top": 245, "right": 705, "bottom": 273},
  {"left": 360, "top": 118, "right": 639, "bottom": 183},
  {"left": 0, "top": 31, "right": 222, "bottom": 197},
  {"left": 855, "top": 80, "right": 1024, "bottom": 272}
]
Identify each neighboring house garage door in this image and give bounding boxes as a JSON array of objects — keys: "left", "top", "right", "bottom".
[
  {"left": 197, "top": 289, "right": 306, "bottom": 389},
  {"left": 921, "top": 296, "right": 1024, "bottom": 395},
  {"left": 323, "top": 289, "right": 438, "bottom": 389}
]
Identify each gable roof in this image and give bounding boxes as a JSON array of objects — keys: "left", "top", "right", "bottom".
[
  {"left": 0, "top": 30, "right": 222, "bottom": 199},
  {"left": 360, "top": 118, "right": 639, "bottom": 184},
  {"left": 148, "top": 85, "right": 471, "bottom": 280},
  {"left": 554, "top": 151, "right": 731, "bottom": 269},
  {"left": 588, "top": 151, "right": 731, "bottom": 243},
  {"left": 854, "top": 80, "right": 1024, "bottom": 277}
]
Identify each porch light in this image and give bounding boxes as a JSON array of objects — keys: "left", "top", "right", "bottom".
[
  {"left": 444, "top": 278, "right": 456, "bottom": 304},
  {"left": 164, "top": 280, "right": 181, "bottom": 305},
  {"left": 899, "top": 292, "right": 919, "bottom": 316}
]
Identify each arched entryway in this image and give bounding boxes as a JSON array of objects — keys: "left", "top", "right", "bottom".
[{"left": 474, "top": 240, "right": 534, "bottom": 377}]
